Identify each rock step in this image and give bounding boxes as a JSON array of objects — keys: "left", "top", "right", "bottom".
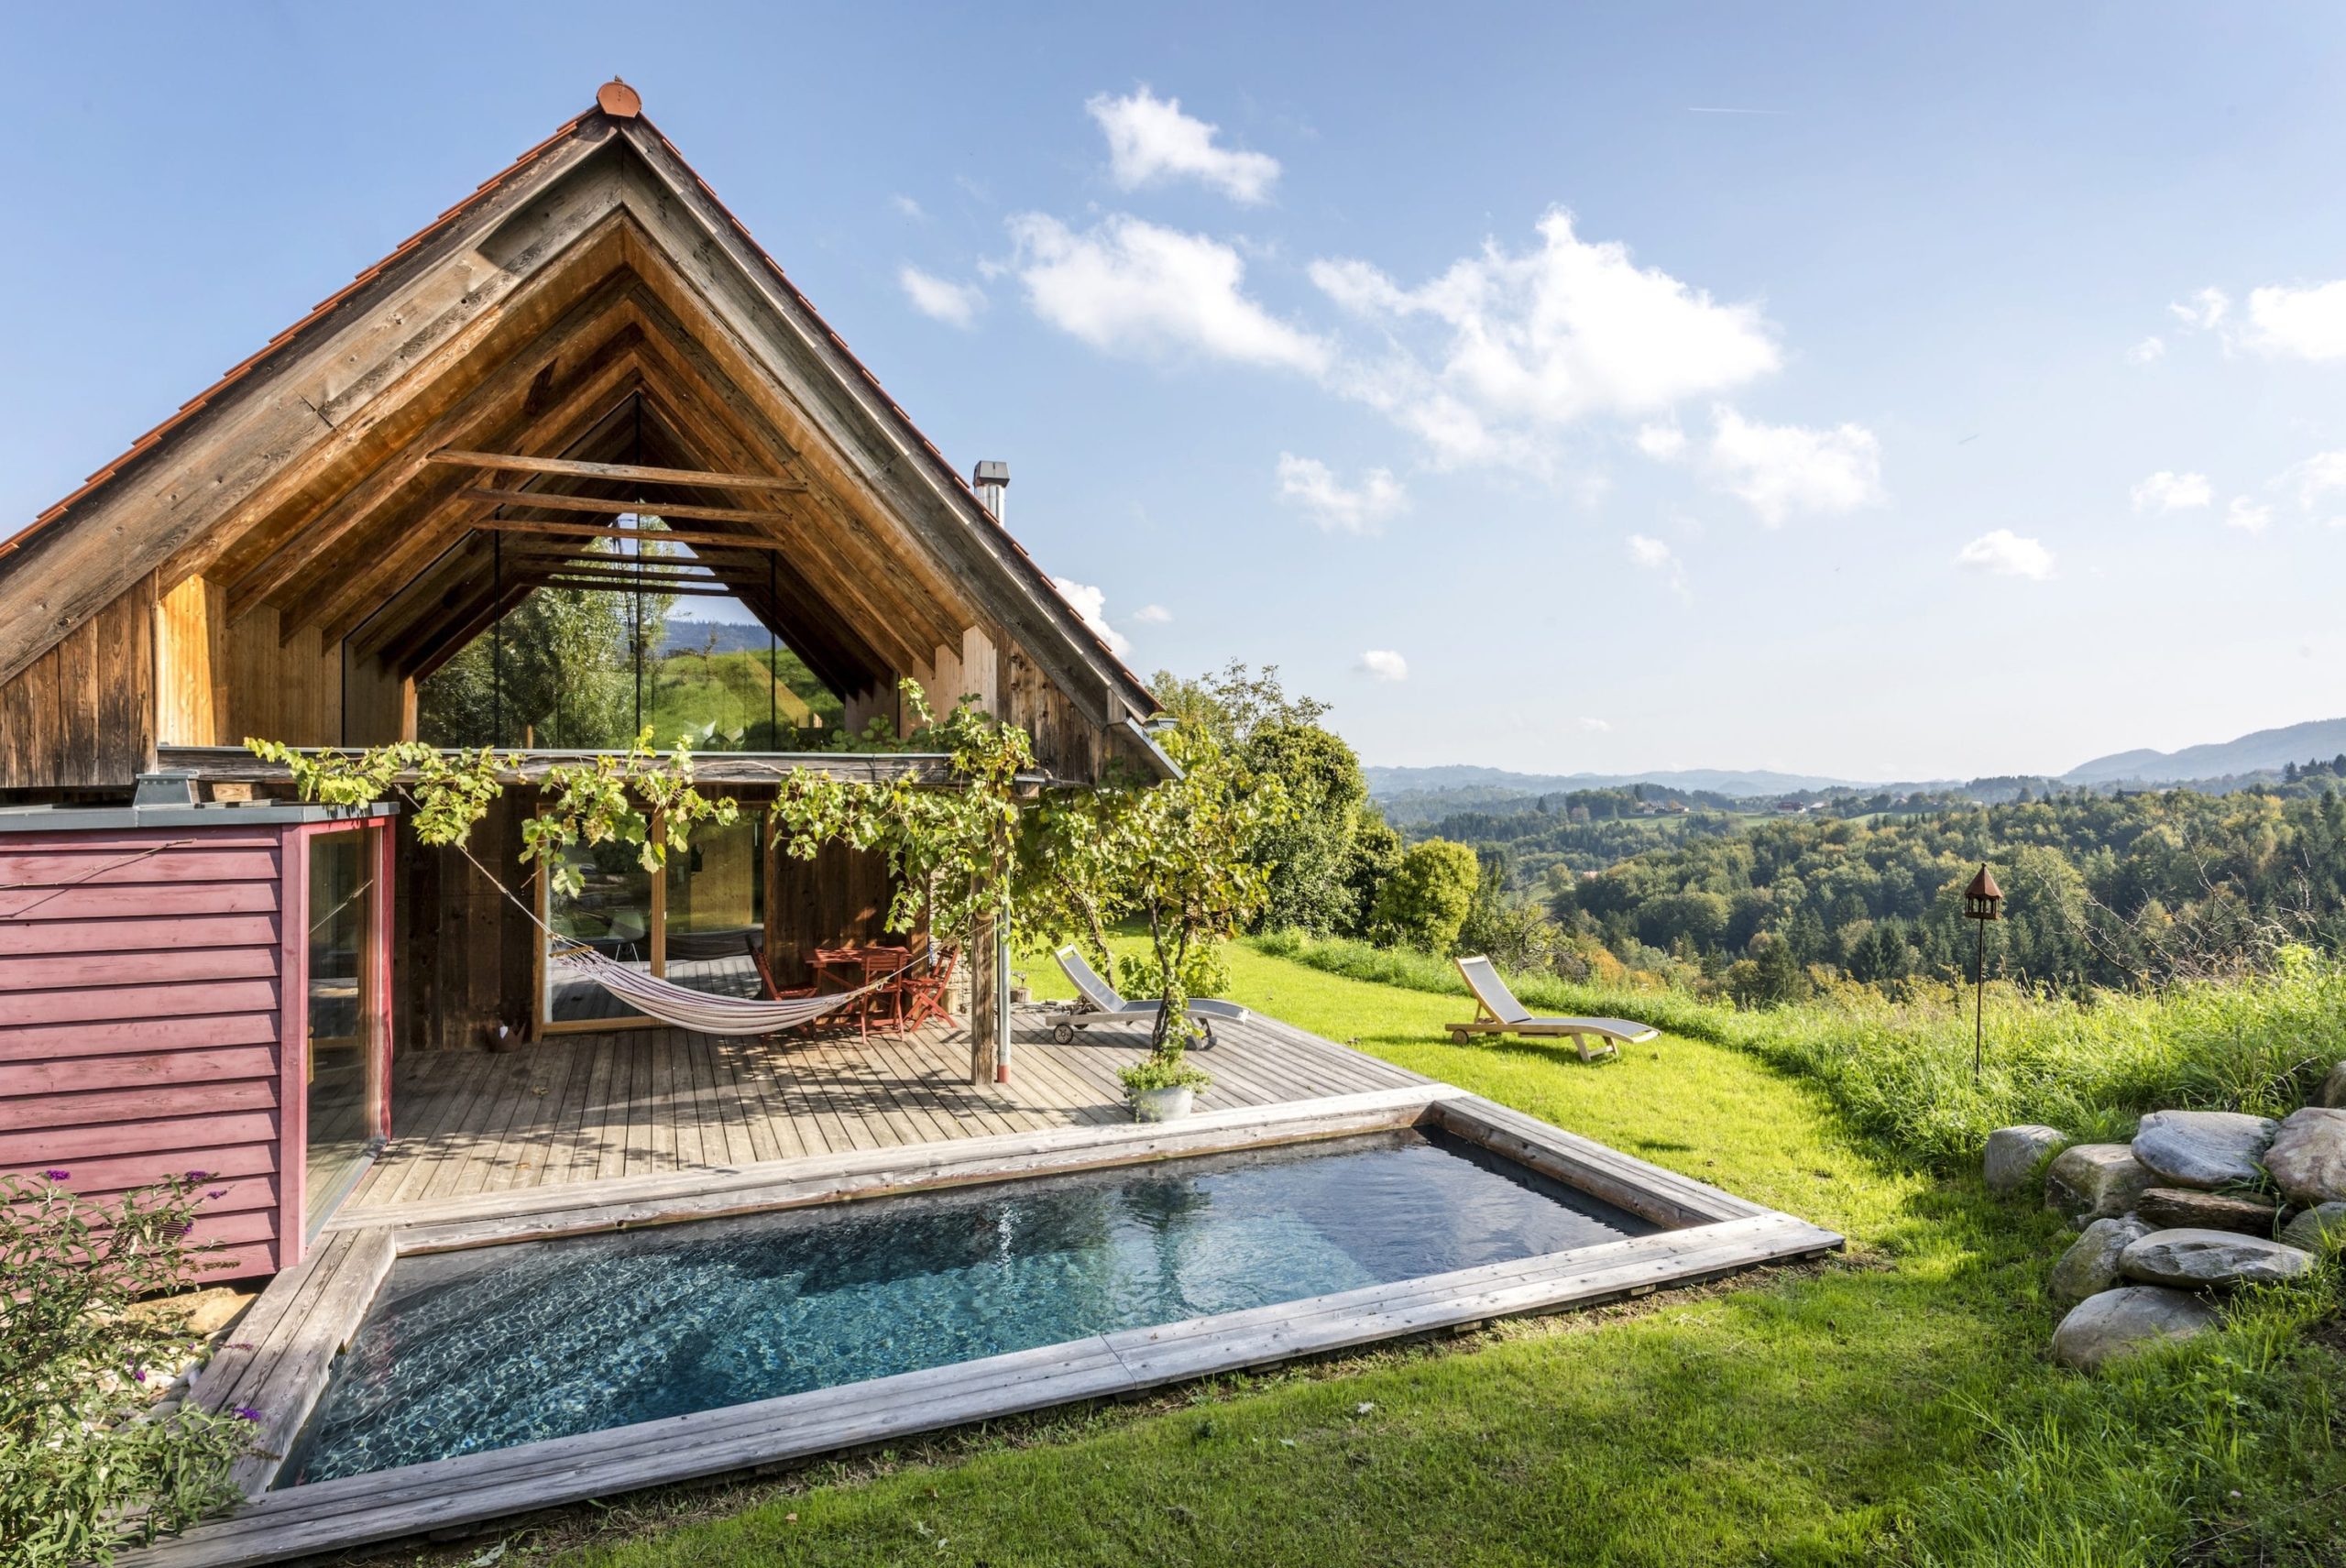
[
  {"left": 2135, "top": 1187, "right": 2278, "bottom": 1236},
  {"left": 2118, "top": 1228, "right": 2315, "bottom": 1289}
]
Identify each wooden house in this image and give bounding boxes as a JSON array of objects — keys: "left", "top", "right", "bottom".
[{"left": 0, "top": 82, "right": 1162, "bottom": 1276}]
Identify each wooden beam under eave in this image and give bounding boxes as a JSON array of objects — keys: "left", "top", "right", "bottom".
[
  {"left": 425, "top": 449, "right": 806, "bottom": 492},
  {"left": 618, "top": 334, "right": 954, "bottom": 668},
  {"left": 215, "top": 268, "right": 649, "bottom": 622},
  {"left": 615, "top": 271, "right": 970, "bottom": 646},
  {"left": 289, "top": 352, "right": 652, "bottom": 646},
  {"left": 455, "top": 486, "right": 801, "bottom": 528},
  {"left": 466, "top": 516, "right": 801, "bottom": 552}
]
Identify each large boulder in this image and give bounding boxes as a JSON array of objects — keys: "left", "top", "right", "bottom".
[
  {"left": 2052, "top": 1286, "right": 2220, "bottom": 1371},
  {"left": 2049, "top": 1216, "right": 2151, "bottom": 1308},
  {"left": 2130, "top": 1109, "right": 2277, "bottom": 1190},
  {"left": 2045, "top": 1143, "right": 2156, "bottom": 1222},
  {"left": 2279, "top": 1201, "right": 2346, "bottom": 1252},
  {"left": 2136, "top": 1187, "right": 2280, "bottom": 1236},
  {"left": 2265, "top": 1108, "right": 2346, "bottom": 1207},
  {"left": 2118, "top": 1228, "right": 2315, "bottom": 1288},
  {"left": 1985, "top": 1124, "right": 2069, "bottom": 1195},
  {"left": 2317, "top": 1061, "right": 2346, "bottom": 1111}
]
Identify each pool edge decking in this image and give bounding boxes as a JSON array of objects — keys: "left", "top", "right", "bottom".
[{"left": 128, "top": 1083, "right": 1846, "bottom": 1568}]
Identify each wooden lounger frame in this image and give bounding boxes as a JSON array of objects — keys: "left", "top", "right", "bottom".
[{"left": 124, "top": 1086, "right": 1838, "bottom": 1568}]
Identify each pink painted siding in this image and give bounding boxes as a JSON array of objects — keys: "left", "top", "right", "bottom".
[{"left": 0, "top": 828, "right": 291, "bottom": 1278}]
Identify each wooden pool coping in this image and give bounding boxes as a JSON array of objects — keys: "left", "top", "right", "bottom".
[{"left": 127, "top": 1085, "right": 1843, "bottom": 1567}]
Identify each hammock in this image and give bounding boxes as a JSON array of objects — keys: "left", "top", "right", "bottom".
[
  {"left": 434, "top": 823, "right": 928, "bottom": 1036},
  {"left": 549, "top": 942, "right": 926, "bottom": 1036}
]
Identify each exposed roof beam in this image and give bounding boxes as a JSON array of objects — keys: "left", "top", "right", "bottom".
[
  {"left": 460, "top": 486, "right": 798, "bottom": 527},
  {"left": 426, "top": 448, "right": 806, "bottom": 492},
  {"left": 538, "top": 577, "right": 740, "bottom": 598},
  {"left": 469, "top": 515, "right": 797, "bottom": 553}
]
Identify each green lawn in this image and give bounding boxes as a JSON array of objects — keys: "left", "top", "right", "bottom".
[{"left": 547, "top": 945, "right": 2342, "bottom": 1568}]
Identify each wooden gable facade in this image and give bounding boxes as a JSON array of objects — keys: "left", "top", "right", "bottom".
[
  {"left": 0, "top": 79, "right": 1157, "bottom": 791},
  {"left": 0, "top": 84, "right": 1163, "bottom": 1277}
]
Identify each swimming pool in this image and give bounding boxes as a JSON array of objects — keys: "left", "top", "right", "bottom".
[{"left": 283, "top": 1127, "right": 1657, "bottom": 1483}]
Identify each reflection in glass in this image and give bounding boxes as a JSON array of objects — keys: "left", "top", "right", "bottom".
[
  {"left": 661, "top": 811, "right": 766, "bottom": 998},
  {"left": 306, "top": 832, "right": 381, "bottom": 1228},
  {"left": 545, "top": 838, "right": 655, "bottom": 1025}
]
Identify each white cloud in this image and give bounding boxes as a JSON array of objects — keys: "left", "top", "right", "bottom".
[
  {"left": 1008, "top": 213, "right": 1329, "bottom": 373},
  {"left": 1133, "top": 603, "right": 1174, "bottom": 624},
  {"left": 898, "top": 266, "right": 984, "bottom": 328},
  {"left": 2170, "top": 288, "right": 2231, "bottom": 331},
  {"left": 1357, "top": 649, "right": 1409, "bottom": 682},
  {"left": 1705, "top": 407, "right": 1883, "bottom": 525},
  {"left": 1275, "top": 454, "right": 1409, "bottom": 533},
  {"left": 2277, "top": 450, "right": 2346, "bottom": 518},
  {"left": 2126, "top": 335, "right": 2166, "bottom": 365},
  {"left": 1048, "top": 576, "right": 1133, "bottom": 655},
  {"left": 2223, "top": 497, "right": 2272, "bottom": 534},
  {"left": 1955, "top": 530, "right": 2056, "bottom": 580},
  {"left": 1579, "top": 716, "right": 1612, "bottom": 732},
  {"left": 2243, "top": 279, "right": 2346, "bottom": 361},
  {"left": 891, "top": 193, "right": 926, "bottom": 220},
  {"left": 1309, "top": 211, "right": 1780, "bottom": 449},
  {"left": 2130, "top": 470, "right": 2212, "bottom": 513},
  {"left": 1635, "top": 421, "right": 1688, "bottom": 459},
  {"left": 1087, "top": 87, "right": 1280, "bottom": 204},
  {"left": 1625, "top": 533, "right": 1675, "bottom": 571}
]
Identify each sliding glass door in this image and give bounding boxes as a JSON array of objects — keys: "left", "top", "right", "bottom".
[
  {"left": 541, "top": 809, "right": 765, "bottom": 1028},
  {"left": 304, "top": 826, "right": 386, "bottom": 1230}
]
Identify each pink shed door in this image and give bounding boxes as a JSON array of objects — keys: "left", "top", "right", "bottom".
[{"left": 297, "top": 823, "right": 390, "bottom": 1233}]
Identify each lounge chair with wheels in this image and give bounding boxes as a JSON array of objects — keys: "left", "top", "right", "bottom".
[
  {"left": 1050, "top": 946, "right": 1249, "bottom": 1049},
  {"left": 1448, "top": 955, "right": 1659, "bottom": 1061}
]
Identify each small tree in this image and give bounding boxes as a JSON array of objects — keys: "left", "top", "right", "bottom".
[
  {"left": 2, "top": 1172, "right": 257, "bottom": 1564},
  {"left": 1373, "top": 839, "right": 1481, "bottom": 952}
]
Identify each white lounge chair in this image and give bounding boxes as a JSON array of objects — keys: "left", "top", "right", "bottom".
[
  {"left": 1050, "top": 946, "right": 1249, "bottom": 1048},
  {"left": 1448, "top": 955, "right": 1659, "bottom": 1061}
]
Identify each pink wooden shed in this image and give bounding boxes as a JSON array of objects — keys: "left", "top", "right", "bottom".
[{"left": 0, "top": 785, "right": 396, "bottom": 1277}]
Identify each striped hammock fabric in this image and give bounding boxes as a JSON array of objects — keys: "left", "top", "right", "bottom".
[{"left": 551, "top": 945, "right": 917, "bottom": 1036}]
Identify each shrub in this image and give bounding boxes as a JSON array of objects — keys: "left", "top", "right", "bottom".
[
  {"left": 1, "top": 1171, "right": 254, "bottom": 1566},
  {"left": 1371, "top": 839, "right": 1481, "bottom": 952},
  {"left": 1116, "top": 939, "right": 1233, "bottom": 1001}
]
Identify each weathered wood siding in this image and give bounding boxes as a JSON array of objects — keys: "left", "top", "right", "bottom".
[
  {"left": 395, "top": 795, "right": 534, "bottom": 1054},
  {"left": 0, "top": 827, "right": 293, "bottom": 1277},
  {"left": 0, "top": 576, "right": 157, "bottom": 789}
]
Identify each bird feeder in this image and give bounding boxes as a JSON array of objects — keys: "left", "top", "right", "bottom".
[
  {"left": 1963, "top": 863, "right": 2001, "bottom": 1080},
  {"left": 1963, "top": 864, "right": 2003, "bottom": 925}
]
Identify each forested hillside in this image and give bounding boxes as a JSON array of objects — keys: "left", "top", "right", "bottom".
[{"left": 1549, "top": 784, "right": 2346, "bottom": 996}]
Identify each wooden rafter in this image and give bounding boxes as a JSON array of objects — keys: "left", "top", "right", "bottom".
[
  {"left": 468, "top": 516, "right": 796, "bottom": 552},
  {"left": 425, "top": 449, "right": 806, "bottom": 492},
  {"left": 458, "top": 486, "right": 796, "bottom": 527}
]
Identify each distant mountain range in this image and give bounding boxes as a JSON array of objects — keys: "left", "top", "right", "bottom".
[
  {"left": 2061, "top": 718, "right": 2346, "bottom": 786},
  {"left": 1363, "top": 764, "right": 1869, "bottom": 799},
  {"left": 1365, "top": 717, "right": 2346, "bottom": 803}
]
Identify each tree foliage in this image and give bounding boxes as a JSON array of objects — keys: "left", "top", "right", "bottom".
[{"left": 1372, "top": 839, "right": 1482, "bottom": 952}]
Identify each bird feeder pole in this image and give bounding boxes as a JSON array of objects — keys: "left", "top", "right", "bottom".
[{"left": 1962, "top": 864, "right": 2003, "bottom": 1081}]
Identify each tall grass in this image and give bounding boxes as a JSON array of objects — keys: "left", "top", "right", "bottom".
[{"left": 1252, "top": 932, "right": 2346, "bottom": 1171}]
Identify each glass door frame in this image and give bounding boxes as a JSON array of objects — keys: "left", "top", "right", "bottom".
[
  {"left": 535, "top": 806, "right": 769, "bottom": 1035},
  {"left": 284, "top": 818, "right": 393, "bottom": 1245}
]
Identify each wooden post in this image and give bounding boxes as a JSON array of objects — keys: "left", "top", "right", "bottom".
[{"left": 969, "top": 909, "right": 1000, "bottom": 1085}]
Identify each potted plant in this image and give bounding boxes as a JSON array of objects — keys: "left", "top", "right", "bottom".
[{"left": 1118, "top": 1049, "right": 1211, "bottom": 1122}]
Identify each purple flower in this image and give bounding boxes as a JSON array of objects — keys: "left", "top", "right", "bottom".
[
  {"left": 206, "top": 1190, "right": 227, "bottom": 1200},
  {"left": 41, "top": 1168, "right": 69, "bottom": 1181},
  {"left": 226, "top": 1343, "right": 255, "bottom": 1352},
  {"left": 233, "top": 1406, "right": 262, "bottom": 1422},
  {"left": 129, "top": 1366, "right": 148, "bottom": 1384},
  {"left": 183, "top": 1169, "right": 211, "bottom": 1183}
]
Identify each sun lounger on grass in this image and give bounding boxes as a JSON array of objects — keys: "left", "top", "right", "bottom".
[
  {"left": 1448, "top": 955, "right": 1659, "bottom": 1061},
  {"left": 1051, "top": 946, "right": 1249, "bottom": 1048}
]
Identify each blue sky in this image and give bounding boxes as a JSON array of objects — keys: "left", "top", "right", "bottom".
[{"left": 7, "top": 4, "right": 2346, "bottom": 781}]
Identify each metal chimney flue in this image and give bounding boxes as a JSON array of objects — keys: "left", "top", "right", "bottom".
[{"left": 972, "top": 460, "right": 1009, "bottom": 521}]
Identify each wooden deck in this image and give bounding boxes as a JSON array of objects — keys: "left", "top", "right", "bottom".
[{"left": 344, "top": 1009, "right": 1431, "bottom": 1214}]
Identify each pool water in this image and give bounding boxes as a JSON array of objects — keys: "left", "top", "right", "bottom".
[{"left": 283, "top": 1128, "right": 1656, "bottom": 1483}]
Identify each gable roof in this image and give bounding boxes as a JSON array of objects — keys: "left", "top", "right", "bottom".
[{"left": 0, "top": 82, "right": 1153, "bottom": 728}]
